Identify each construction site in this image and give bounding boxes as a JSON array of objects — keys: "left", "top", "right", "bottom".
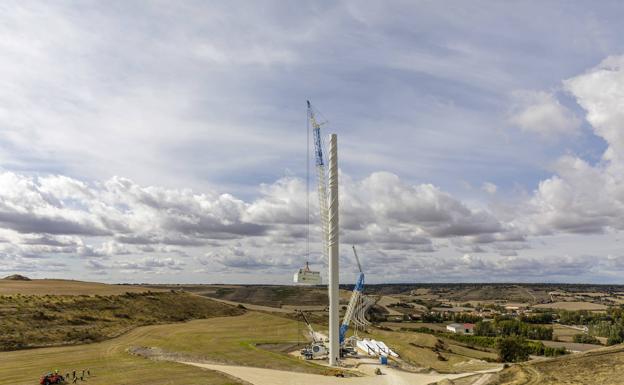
[
  {"left": 2, "top": 101, "right": 624, "bottom": 385},
  {"left": 5, "top": 2, "right": 624, "bottom": 384}
]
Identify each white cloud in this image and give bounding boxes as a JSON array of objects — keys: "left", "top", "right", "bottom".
[
  {"left": 508, "top": 90, "right": 580, "bottom": 137},
  {"left": 116, "top": 257, "right": 185, "bottom": 273},
  {"left": 513, "top": 56, "right": 624, "bottom": 236},
  {"left": 2, "top": 3, "right": 624, "bottom": 283},
  {"left": 343, "top": 172, "right": 503, "bottom": 238},
  {"left": 482, "top": 182, "right": 497, "bottom": 194},
  {"left": 244, "top": 177, "right": 308, "bottom": 225},
  {"left": 0, "top": 169, "right": 518, "bottom": 278},
  {"left": 564, "top": 55, "right": 624, "bottom": 164}
]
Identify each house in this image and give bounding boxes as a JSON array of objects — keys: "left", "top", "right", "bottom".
[{"left": 446, "top": 323, "right": 475, "bottom": 334}]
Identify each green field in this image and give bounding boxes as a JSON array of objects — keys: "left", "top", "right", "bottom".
[
  {"left": 363, "top": 328, "right": 499, "bottom": 373},
  {"left": 0, "top": 308, "right": 501, "bottom": 385},
  {"left": 0, "top": 312, "right": 341, "bottom": 385},
  {"left": 0, "top": 280, "right": 518, "bottom": 383}
]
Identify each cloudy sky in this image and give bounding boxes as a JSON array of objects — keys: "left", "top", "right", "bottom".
[{"left": 2, "top": 1, "right": 624, "bottom": 284}]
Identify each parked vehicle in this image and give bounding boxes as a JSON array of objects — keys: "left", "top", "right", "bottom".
[{"left": 39, "top": 372, "right": 64, "bottom": 385}]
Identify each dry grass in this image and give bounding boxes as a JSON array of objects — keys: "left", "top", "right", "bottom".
[
  {"left": 0, "top": 312, "right": 339, "bottom": 385},
  {"left": 533, "top": 301, "right": 607, "bottom": 311},
  {"left": 0, "top": 291, "right": 243, "bottom": 350},
  {"left": 0, "top": 279, "right": 159, "bottom": 296},
  {"left": 489, "top": 344, "right": 624, "bottom": 384},
  {"left": 552, "top": 324, "right": 582, "bottom": 342},
  {"left": 0, "top": 319, "right": 246, "bottom": 385},
  {"left": 154, "top": 284, "right": 331, "bottom": 308},
  {"left": 381, "top": 322, "right": 448, "bottom": 332},
  {"left": 362, "top": 327, "right": 499, "bottom": 373}
]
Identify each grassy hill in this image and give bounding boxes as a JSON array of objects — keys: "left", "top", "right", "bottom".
[
  {"left": 0, "top": 291, "right": 244, "bottom": 351},
  {"left": 158, "top": 284, "right": 331, "bottom": 308},
  {"left": 0, "top": 312, "right": 340, "bottom": 385},
  {"left": 488, "top": 344, "right": 624, "bottom": 384},
  {"left": 0, "top": 279, "right": 159, "bottom": 296}
]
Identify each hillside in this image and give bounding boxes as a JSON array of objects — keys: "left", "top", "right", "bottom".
[
  {"left": 0, "top": 291, "right": 244, "bottom": 351},
  {"left": 0, "top": 312, "right": 340, "bottom": 385},
  {"left": 157, "top": 284, "right": 331, "bottom": 307},
  {"left": 3, "top": 274, "right": 31, "bottom": 281},
  {"left": 489, "top": 344, "right": 624, "bottom": 384},
  {"left": 0, "top": 279, "right": 160, "bottom": 296}
]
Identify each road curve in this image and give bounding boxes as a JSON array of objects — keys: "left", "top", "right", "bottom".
[{"left": 180, "top": 361, "right": 500, "bottom": 385}]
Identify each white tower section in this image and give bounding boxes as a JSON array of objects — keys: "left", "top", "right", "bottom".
[{"left": 327, "top": 134, "right": 340, "bottom": 366}]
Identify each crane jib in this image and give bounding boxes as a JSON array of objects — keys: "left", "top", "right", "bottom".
[
  {"left": 355, "top": 273, "right": 365, "bottom": 292},
  {"left": 313, "top": 127, "right": 324, "bottom": 166}
]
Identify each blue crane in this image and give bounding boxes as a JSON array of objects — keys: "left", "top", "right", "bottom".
[{"left": 339, "top": 246, "right": 365, "bottom": 344}]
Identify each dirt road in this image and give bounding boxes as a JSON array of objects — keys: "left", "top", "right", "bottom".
[
  {"left": 206, "top": 297, "right": 294, "bottom": 313},
  {"left": 376, "top": 296, "right": 404, "bottom": 316},
  {"left": 181, "top": 360, "right": 501, "bottom": 385}
]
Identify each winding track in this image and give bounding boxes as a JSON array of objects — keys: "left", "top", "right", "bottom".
[{"left": 179, "top": 360, "right": 502, "bottom": 385}]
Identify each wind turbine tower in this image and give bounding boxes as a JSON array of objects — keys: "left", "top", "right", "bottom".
[
  {"left": 306, "top": 101, "right": 340, "bottom": 366},
  {"left": 327, "top": 133, "right": 339, "bottom": 366}
]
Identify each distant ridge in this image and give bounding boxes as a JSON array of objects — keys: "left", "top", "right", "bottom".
[{"left": 2, "top": 274, "right": 31, "bottom": 281}]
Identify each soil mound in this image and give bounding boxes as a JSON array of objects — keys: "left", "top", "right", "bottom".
[{"left": 3, "top": 274, "right": 31, "bottom": 281}]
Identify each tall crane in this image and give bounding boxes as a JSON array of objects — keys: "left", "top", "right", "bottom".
[
  {"left": 339, "top": 245, "right": 366, "bottom": 344},
  {"left": 307, "top": 101, "right": 330, "bottom": 263}
]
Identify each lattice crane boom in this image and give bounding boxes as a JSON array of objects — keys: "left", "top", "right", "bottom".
[
  {"left": 307, "top": 100, "right": 330, "bottom": 263},
  {"left": 339, "top": 245, "right": 366, "bottom": 344}
]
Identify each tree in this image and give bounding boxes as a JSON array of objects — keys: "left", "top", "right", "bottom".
[
  {"left": 497, "top": 336, "right": 530, "bottom": 362},
  {"left": 572, "top": 334, "right": 601, "bottom": 345},
  {"left": 474, "top": 321, "right": 495, "bottom": 337}
]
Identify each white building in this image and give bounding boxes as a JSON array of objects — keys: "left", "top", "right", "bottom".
[{"left": 446, "top": 323, "right": 475, "bottom": 334}]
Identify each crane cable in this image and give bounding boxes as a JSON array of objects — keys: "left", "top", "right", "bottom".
[{"left": 306, "top": 103, "right": 310, "bottom": 263}]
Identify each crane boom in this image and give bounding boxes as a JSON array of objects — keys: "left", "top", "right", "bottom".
[
  {"left": 307, "top": 101, "right": 329, "bottom": 262},
  {"left": 339, "top": 246, "right": 366, "bottom": 344},
  {"left": 352, "top": 245, "right": 363, "bottom": 274},
  {"left": 299, "top": 310, "right": 319, "bottom": 343}
]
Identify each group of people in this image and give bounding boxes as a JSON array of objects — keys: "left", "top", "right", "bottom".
[
  {"left": 65, "top": 369, "right": 91, "bottom": 383},
  {"left": 47, "top": 369, "right": 91, "bottom": 383}
]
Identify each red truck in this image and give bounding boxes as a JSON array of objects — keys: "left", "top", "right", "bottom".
[{"left": 39, "top": 373, "right": 64, "bottom": 385}]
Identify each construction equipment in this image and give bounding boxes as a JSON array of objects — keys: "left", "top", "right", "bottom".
[
  {"left": 339, "top": 246, "right": 366, "bottom": 345},
  {"left": 308, "top": 100, "right": 330, "bottom": 263},
  {"left": 300, "top": 101, "right": 398, "bottom": 364},
  {"left": 294, "top": 101, "right": 326, "bottom": 286},
  {"left": 39, "top": 373, "right": 64, "bottom": 385},
  {"left": 298, "top": 310, "right": 328, "bottom": 360}
]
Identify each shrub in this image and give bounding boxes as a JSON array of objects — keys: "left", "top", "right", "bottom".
[
  {"left": 544, "top": 346, "right": 567, "bottom": 357},
  {"left": 497, "top": 336, "right": 530, "bottom": 362},
  {"left": 572, "top": 334, "right": 601, "bottom": 345}
]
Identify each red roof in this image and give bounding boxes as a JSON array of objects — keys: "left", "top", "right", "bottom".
[{"left": 463, "top": 323, "right": 475, "bottom": 329}]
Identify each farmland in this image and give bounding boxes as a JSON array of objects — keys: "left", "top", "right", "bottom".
[{"left": 0, "top": 279, "right": 160, "bottom": 296}]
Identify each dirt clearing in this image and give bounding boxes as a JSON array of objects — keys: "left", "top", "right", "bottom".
[{"left": 181, "top": 360, "right": 501, "bottom": 385}]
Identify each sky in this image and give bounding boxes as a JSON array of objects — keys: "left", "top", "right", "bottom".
[{"left": 2, "top": 1, "right": 624, "bottom": 284}]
